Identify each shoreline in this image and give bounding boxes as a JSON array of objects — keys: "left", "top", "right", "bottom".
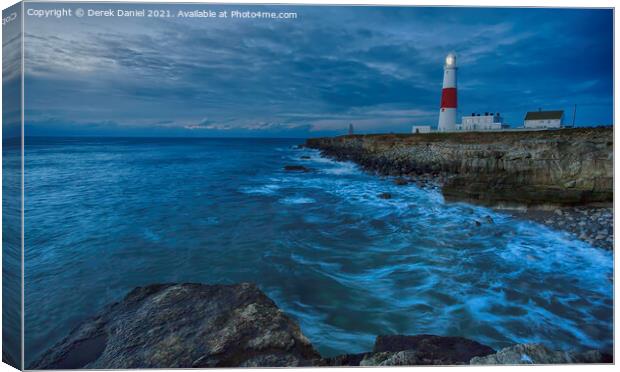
[
  {"left": 507, "top": 206, "right": 613, "bottom": 251},
  {"left": 301, "top": 149, "right": 613, "bottom": 251},
  {"left": 385, "top": 172, "right": 613, "bottom": 250},
  {"left": 304, "top": 128, "right": 613, "bottom": 250},
  {"left": 32, "top": 283, "right": 613, "bottom": 368}
]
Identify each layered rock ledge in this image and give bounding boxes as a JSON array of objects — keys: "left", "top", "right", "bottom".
[
  {"left": 305, "top": 127, "right": 612, "bottom": 208},
  {"left": 31, "top": 283, "right": 612, "bottom": 368},
  {"left": 305, "top": 128, "right": 613, "bottom": 249}
]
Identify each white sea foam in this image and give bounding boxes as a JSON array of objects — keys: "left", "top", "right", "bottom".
[
  {"left": 239, "top": 184, "right": 281, "bottom": 195},
  {"left": 249, "top": 147, "right": 612, "bottom": 355},
  {"left": 280, "top": 196, "right": 316, "bottom": 205},
  {"left": 26, "top": 139, "right": 614, "bottom": 365},
  {"left": 322, "top": 161, "right": 359, "bottom": 175}
]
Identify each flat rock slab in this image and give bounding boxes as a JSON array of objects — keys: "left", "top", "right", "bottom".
[
  {"left": 30, "top": 283, "right": 320, "bottom": 369},
  {"left": 323, "top": 334, "right": 495, "bottom": 366},
  {"left": 320, "top": 352, "right": 369, "bottom": 366},
  {"left": 372, "top": 334, "right": 496, "bottom": 364},
  {"left": 470, "top": 343, "right": 613, "bottom": 364}
]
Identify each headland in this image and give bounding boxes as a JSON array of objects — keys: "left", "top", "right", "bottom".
[{"left": 305, "top": 127, "right": 613, "bottom": 249}]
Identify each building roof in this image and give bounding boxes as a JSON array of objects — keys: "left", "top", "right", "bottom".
[{"left": 524, "top": 110, "right": 564, "bottom": 120}]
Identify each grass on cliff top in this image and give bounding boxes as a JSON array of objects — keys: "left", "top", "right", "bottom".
[{"left": 321, "top": 126, "right": 612, "bottom": 144}]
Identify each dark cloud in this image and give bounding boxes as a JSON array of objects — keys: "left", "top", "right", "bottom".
[{"left": 17, "top": 4, "right": 613, "bottom": 137}]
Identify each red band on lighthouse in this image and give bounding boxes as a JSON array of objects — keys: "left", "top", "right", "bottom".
[{"left": 440, "top": 87, "right": 457, "bottom": 109}]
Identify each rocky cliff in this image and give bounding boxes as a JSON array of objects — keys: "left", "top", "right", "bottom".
[
  {"left": 31, "top": 283, "right": 612, "bottom": 368},
  {"left": 305, "top": 127, "right": 613, "bottom": 207}
]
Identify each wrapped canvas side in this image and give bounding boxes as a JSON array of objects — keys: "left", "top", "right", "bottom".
[{"left": 2, "top": 2, "right": 23, "bottom": 370}]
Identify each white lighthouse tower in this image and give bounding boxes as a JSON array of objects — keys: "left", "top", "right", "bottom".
[{"left": 438, "top": 53, "right": 457, "bottom": 132}]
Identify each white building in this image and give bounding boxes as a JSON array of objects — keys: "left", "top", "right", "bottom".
[
  {"left": 412, "top": 125, "right": 432, "bottom": 134},
  {"left": 524, "top": 110, "right": 563, "bottom": 129},
  {"left": 456, "top": 112, "right": 509, "bottom": 131}
]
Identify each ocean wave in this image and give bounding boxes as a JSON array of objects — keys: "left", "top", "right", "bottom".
[
  {"left": 322, "top": 161, "right": 359, "bottom": 175},
  {"left": 24, "top": 138, "right": 613, "bottom": 363},
  {"left": 238, "top": 184, "right": 282, "bottom": 195},
  {"left": 280, "top": 196, "right": 316, "bottom": 205}
]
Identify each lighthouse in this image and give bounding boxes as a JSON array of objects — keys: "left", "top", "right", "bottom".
[{"left": 438, "top": 53, "right": 457, "bottom": 132}]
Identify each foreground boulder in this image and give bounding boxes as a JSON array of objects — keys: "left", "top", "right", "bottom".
[
  {"left": 373, "top": 334, "right": 495, "bottom": 364},
  {"left": 323, "top": 334, "right": 495, "bottom": 366},
  {"left": 31, "top": 283, "right": 320, "bottom": 369},
  {"left": 320, "top": 352, "right": 368, "bottom": 366},
  {"left": 470, "top": 343, "right": 612, "bottom": 364}
]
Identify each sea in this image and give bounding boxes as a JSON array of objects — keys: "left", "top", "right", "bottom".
[{"left": 14, "top": 137, "right": 613, "bottom": 364}]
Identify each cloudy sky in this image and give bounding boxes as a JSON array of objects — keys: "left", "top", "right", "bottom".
[{"left": 14, "top": 3, "right": 613, "bottom": 137}]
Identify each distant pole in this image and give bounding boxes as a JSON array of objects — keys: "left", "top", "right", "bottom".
[
  {"left": 572, "top": 104, "right": 577, "bottom": 126},
  {"left": 348, "top": 123, "right": 354, "bottom": 135}
]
